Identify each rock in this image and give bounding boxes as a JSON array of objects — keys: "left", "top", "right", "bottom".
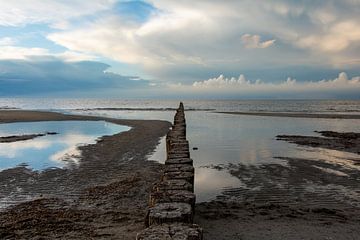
[
  {"left": 170, "top": 142, "right": 189, "bottom": 150},
  {"left": 153, "top": 179, "right": 193, "bottom": 192},
  {"left": 137, "top": 223, "right": 203, "bottom": 240},
  {"left": 168, "top": 152, "right": 190, "bottom": 159},
  {"left": 163, "top": 171, "right": 194, "bottom": 186},
  {"left": 147, "top": 203, "right": 193, "bottom": 226},
  {"left": 165, "top": 158, "right": 193, "bottom": 165},
  {"left": 149, "top": 190, "right": 196, "bottom": 209},
  {"left": 164, "top": 164, "right": 194, "bottom": 173}
]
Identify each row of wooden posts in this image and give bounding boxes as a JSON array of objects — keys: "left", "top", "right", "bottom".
[{"left": 136, "top": 102, "right": 203, "bottom": 239}]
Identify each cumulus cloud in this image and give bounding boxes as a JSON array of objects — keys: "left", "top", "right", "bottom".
[
  {"left": 241, "top": 34, "right": 276, "bottom": 49},
  {"left": 178, "top": 72, "right": 360, "bottom": 98}
]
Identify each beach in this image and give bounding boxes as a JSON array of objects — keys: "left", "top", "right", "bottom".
[
  {"left": 0, "top": 110, "right": 171, "bottom": 239},
  {"left": 1, "top": 109, "right": 360, "bottom": 239},
  {"left": 195, "top": 117, "right": 360, "bottom": 239}
]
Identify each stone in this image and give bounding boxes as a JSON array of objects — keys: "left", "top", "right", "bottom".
[
  {"left": 170, "top": 142, "right": 189, "bottom": 150},
  {"left": 137, "top": 223, "right": 203, "bottom": 240},
  {"left": 149, "top": 190, "right": 196, "bottom": 209},
  {"left": 165, "top": 158, "right": 193, "bottom": 165},
  {"left": 153, "top": 179, "right": 193, "bottom": 192},
  {"left": 164, "top": 164, "right": 194, "bottom": 173},
  {"left": 147, "top": 203, "right": 193, "bottom": 226},
  {"left": 168, "top": 152, "right": 190, "bottom": 159},
  {"left": 163, "top": 171, "right": 194, "bottom": 186}
]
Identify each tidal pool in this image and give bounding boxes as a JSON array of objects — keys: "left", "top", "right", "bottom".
[
  {"left": 93, "top": 110, "right": 360, "bottom": 202},
  {"left": 0, "top": 121, "right": 129, "bottom": 171}
]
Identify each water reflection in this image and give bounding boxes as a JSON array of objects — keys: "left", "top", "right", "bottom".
[
  {"left": 67, "top": 109, "right": 360, "bottom": 202},
  {"left": 147, "top": 136, "right": 167, "bottom": 164},
  {"left": 195, "top": 167, "right": 243, "bottom": 202},
  {"left": 0, "top": 121, "right": 129, "bottom": 171}
]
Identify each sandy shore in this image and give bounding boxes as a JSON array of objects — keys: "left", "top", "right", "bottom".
[
  {"left": 277, "top": 131, "right": 360, "bottom": 155},
  {"left": 217, "top": 111, "right": 360, "bottom": 119},
  {"left": 0, "top": 132, "right": 58, "bottom": 143},
  {"left": 1, "top": 110, "right": 360, "bottom": 239},
  {"left": 0, "top": 110, "right": 171, "bottom": 239},
  {"left": 196, "top": 129, "right": 360, "bottom": 239}
]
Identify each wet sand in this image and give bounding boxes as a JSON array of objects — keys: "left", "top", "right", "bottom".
[
  {"left": 0, "top": 132, "right": 58, "bottom": 143},
  {"left": 0, "top": 110, "right": 171, "bottom": 239},
  {"left": 217, "top": 111, "right": 360, "bottom": 119},
  {"left": 1, "top": 110, "right": 360, "bottom": 239},
  {"left": 277, "top": 131, "right": 360, "bottom": 155},
  {"left": 197, "top": 130, "right": 360, "bottom": 239}
]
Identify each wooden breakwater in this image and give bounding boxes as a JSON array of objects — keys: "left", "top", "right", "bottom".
[{"left": 136, "top": 102, "right": 203, "bottom": 239}]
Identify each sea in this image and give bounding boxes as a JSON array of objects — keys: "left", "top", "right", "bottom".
[{"left": 1, "top": 98, "right": 360, "bottom": 204}]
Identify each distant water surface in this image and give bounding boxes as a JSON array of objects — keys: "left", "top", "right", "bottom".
[{"left": 1, "top": 98, "right": 360, "bottom": 114}]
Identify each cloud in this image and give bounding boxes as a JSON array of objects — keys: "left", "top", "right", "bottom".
[
  {"left": 0, "top": 37, "right": 16, "bottom": 46},
  {"left": 192, "top": 72, "right": 360, "bottom": 90},
  {"left": 241, "top": 34, "right": 276, "bottom": 49},
  {"left": 297, "top": 21, "right": 360, "bottom": 52},
  {"left": 44, "top": 0, "right": 360, "bottom": 83},
  {"left": 163, "top": 72, "right": 360, "bottom": 98},
  {"left": 0, "top": 46, "right": 96, "bottom": 62},
  {"left": 0, "top": 58, "right": 150, "bottom": 96},
  {"left": 0, "top": 0, "right": 114, "bottom": 29},
  {"left": 0, "top": 0, "right": 358, "bottom": 93},
  {"left": 0, "top": 46, "right": 50, "bottom": 60}
]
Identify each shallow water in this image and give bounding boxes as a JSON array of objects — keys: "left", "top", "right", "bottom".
[
  {"left": 71, "top": 109, "right": 360, "bottom": 202},
  {"left": 1, "top": 99, "right": 360, "bottom": 203},
  {"left": 0, "top": 121, "right": 129, "bottom": 171}
]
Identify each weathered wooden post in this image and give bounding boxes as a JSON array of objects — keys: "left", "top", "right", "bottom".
[{"left": 138, "top": 102, "right": 203, "bottom": 240}]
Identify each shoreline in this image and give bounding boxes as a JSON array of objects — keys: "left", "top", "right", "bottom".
[
  {"left": 1, "top": 110, "right": 360, "bottom": 239},
  {"left": 216, "top": 111, "right": 360, "bottom": 119},
  {"left": 0, "top": 110, "right": 171, "bottom": 239},
  {"left": 196, "top": 128, "right": 360, "bottom": 239},
  {"left": 0, "top": 132, "right": 58, "bottom": 143}
]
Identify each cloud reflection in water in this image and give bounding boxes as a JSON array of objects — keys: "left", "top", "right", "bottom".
[{"left": 0, "top": 121, "right": 129, "bottom": 171}]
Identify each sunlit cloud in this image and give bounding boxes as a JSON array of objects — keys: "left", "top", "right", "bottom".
[
  {"left": 0, "top": 37, "right": 16, "bottom": 46},
  {"left": 0, "top": 0, "right": 359, "bottom": 97},
  {"left": 0, "top": 0, "right": 113, "bottom": 29},
  {"left": 192, "top": 72, "right": 360, "bottom": 90},
  {"left": 241, "top": 34, "right": 276, "bottom": 49},
  {"left": 0, "top": 46, "right": 49, "bottom": 60},
  {"left": 297, "top": 21, "right": 360, "bottom": 52},
  {"left": 165, "top": 72, "right": 360, "bottom": 98}
]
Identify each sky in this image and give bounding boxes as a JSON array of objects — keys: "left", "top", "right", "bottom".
[{"left": 0, "top": 0, "right": 359, "bottom": 99}]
